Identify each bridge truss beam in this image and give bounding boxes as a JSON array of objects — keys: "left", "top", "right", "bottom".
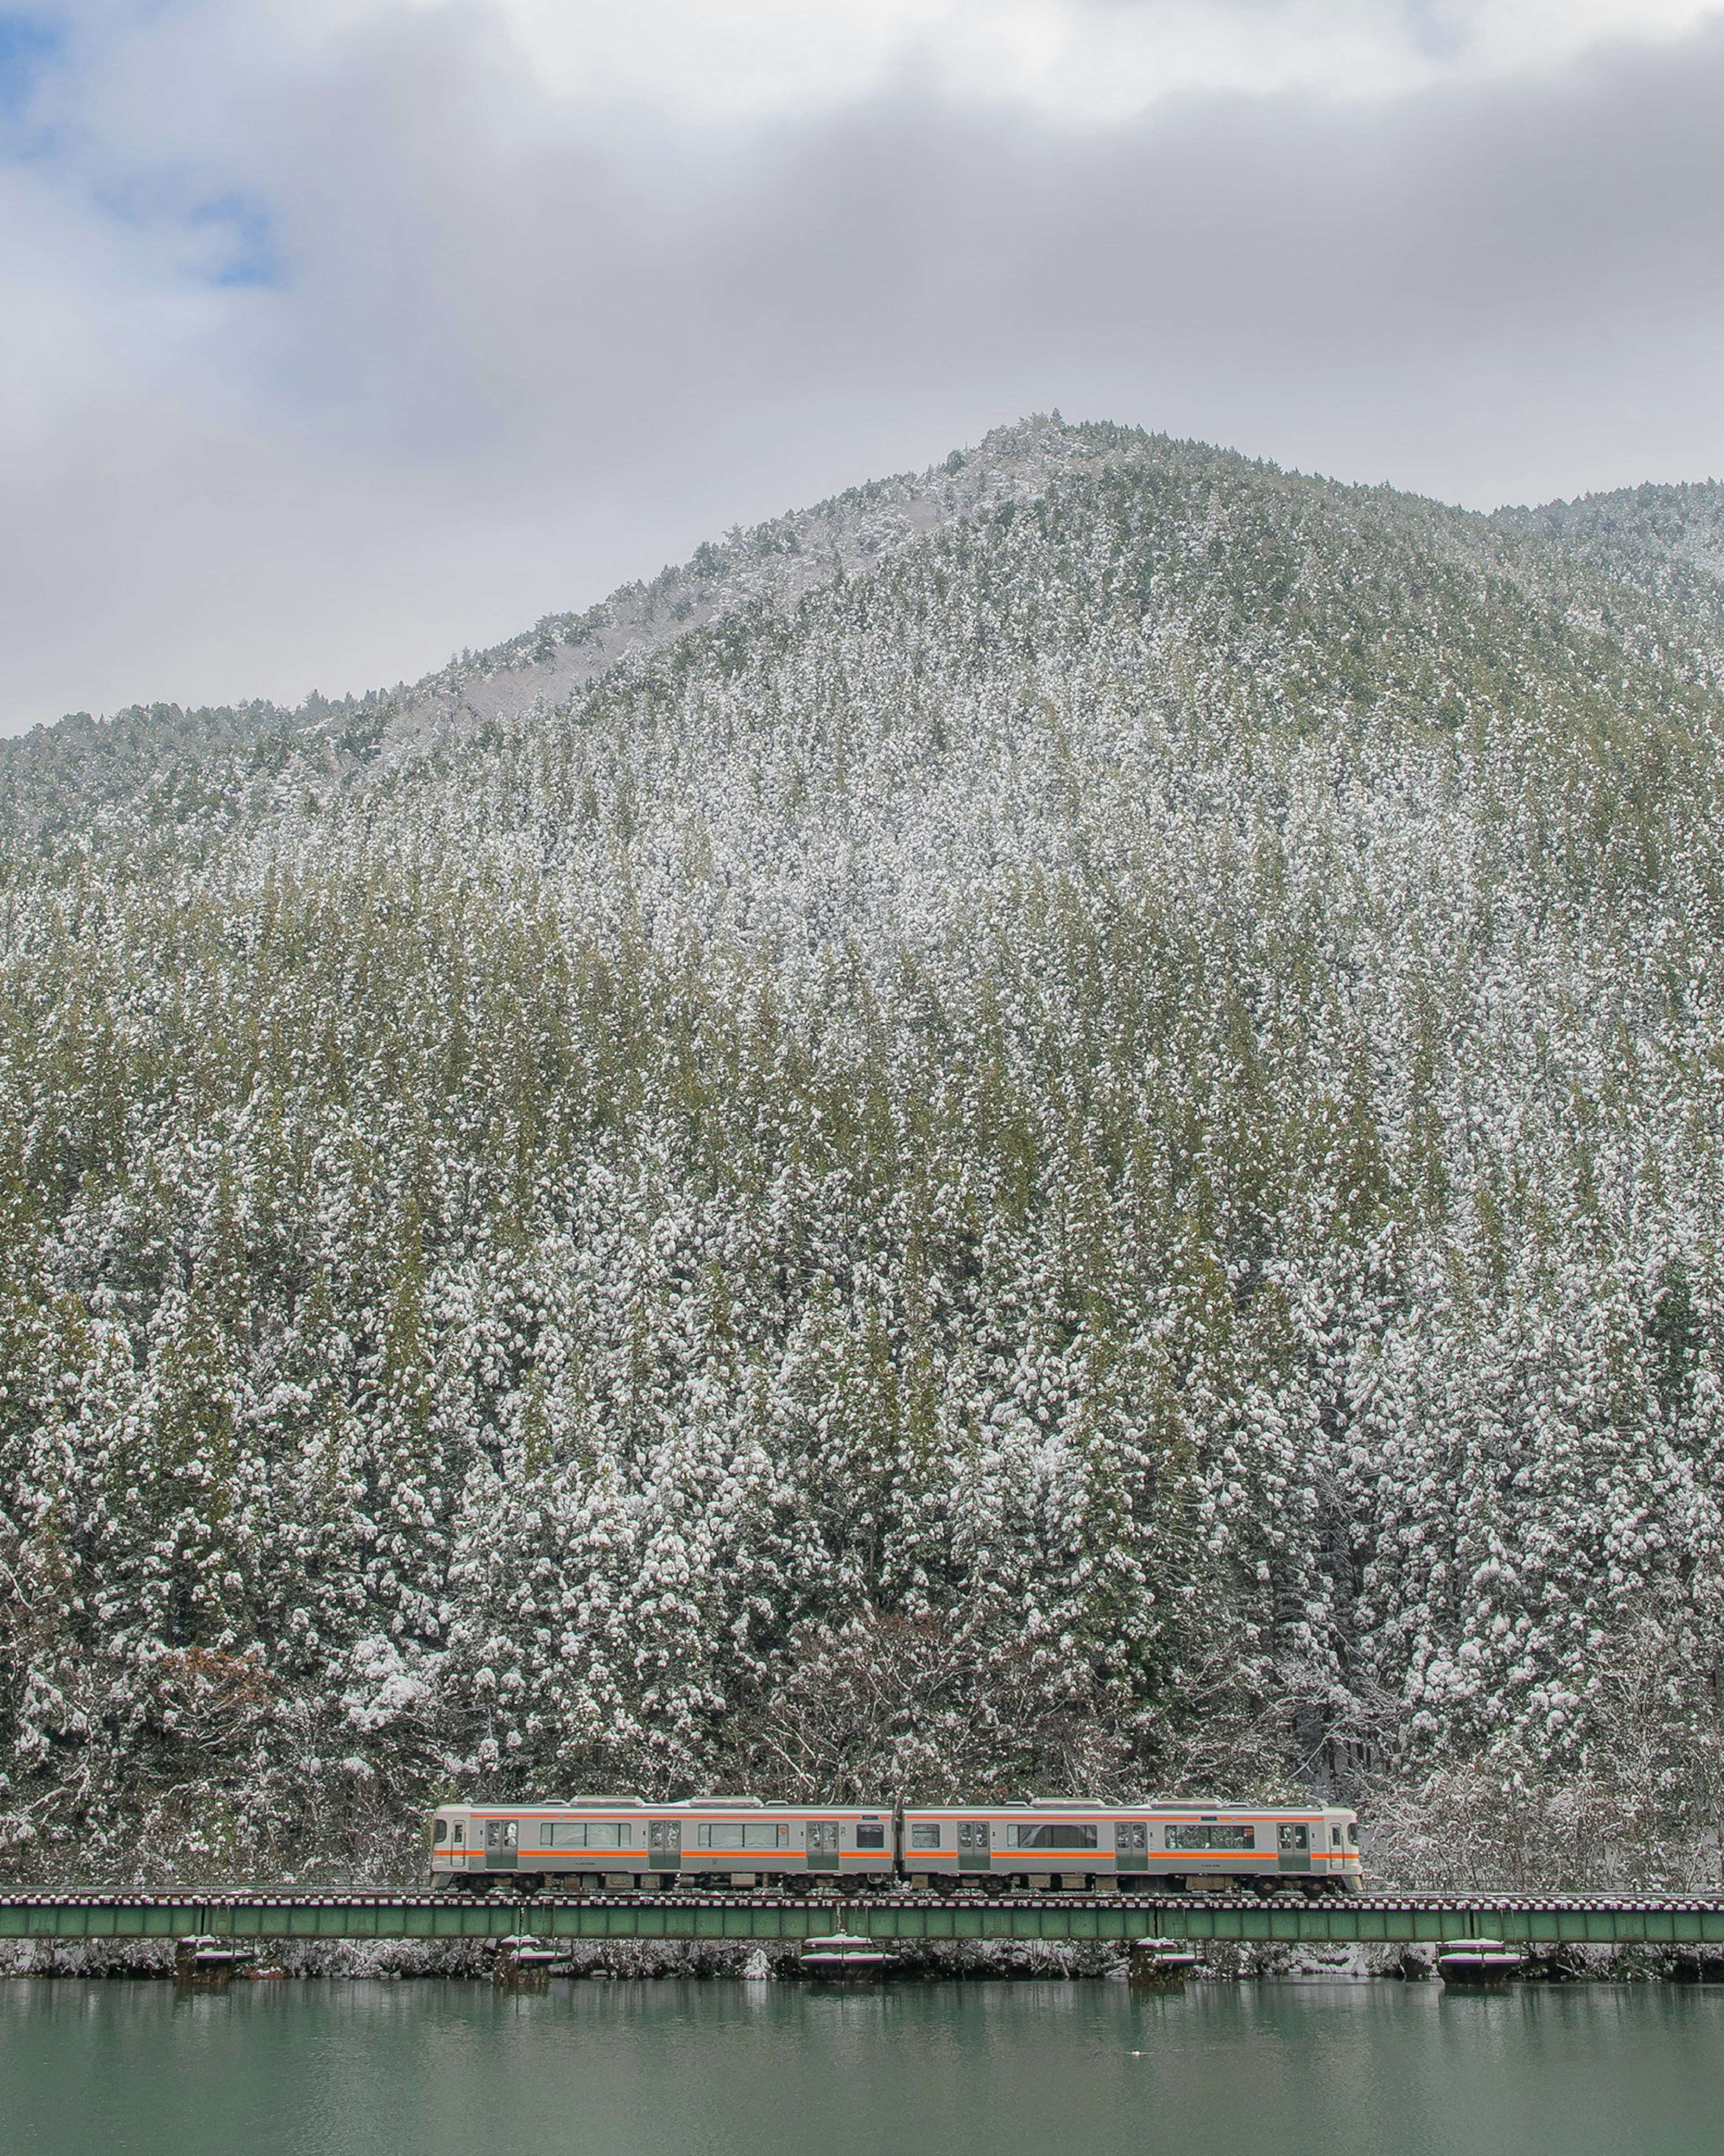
[{"left": 2, "top": 1893, "right": 1723, "bottom": 1948}]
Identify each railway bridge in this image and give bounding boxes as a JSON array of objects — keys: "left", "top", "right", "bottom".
[{"left": 3, "top": 1890, "right": 1722, "bottom": 1951}]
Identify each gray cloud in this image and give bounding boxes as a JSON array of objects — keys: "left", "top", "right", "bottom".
[{"left": 4, "top": 9, "right": 1724, "bottom": 729}]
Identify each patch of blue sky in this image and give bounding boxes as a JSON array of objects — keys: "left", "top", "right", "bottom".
[
  {"left": 0, "top": 5, "right": 278, "bottom": 288},
  {"left": 186, "top": 190, "right": 280, "bottom": 289},
  {"left": 0, "top": 11, "right": 64, "bottom": 119},
  {"left": 86, "top": 163, "right": 283, "bottom": 289}
]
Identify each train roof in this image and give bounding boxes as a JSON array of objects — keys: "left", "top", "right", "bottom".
[{"left": 901, "top": 1798, "right": 1339, "bottom": 1813}]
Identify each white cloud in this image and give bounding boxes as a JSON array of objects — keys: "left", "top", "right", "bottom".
[{"left": 392, "top": 0, "right": 1724, "bottom": 118}]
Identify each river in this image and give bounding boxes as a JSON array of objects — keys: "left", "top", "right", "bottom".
[{"left": 3, "top": 1976, "right": 1720, "bottom": 2156}]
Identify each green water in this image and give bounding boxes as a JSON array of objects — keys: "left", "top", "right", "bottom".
[{"left": 1, "top": 1978, "right": 1720, "bottom": 2156}]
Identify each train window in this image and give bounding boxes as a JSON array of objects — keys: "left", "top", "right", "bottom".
[
  {"left": 1348, "top": 1822, "right": 1359, "bottom": 1845},
  {"left": 453, "top": 1823, "right": 465, "bottom": 1847},
  {"left": 1009, "top": 1824, "right": 1100, "bottom": 1851},
  {"left": 856, "top": 1824, "right": 886, "bottom": 1850},
  {"left": 433, "top": 1820, "right": 448, "bottom": 1844},
  {"left": 1115, "top": 1822, "right": 1148, "bottom": 1853},
  {"left": 695, "top": 1823, "right": 791, "bottom": 1850},
  {"left": 543, "top": 1822, "right": 633, "bottom": 1850},
  {"left": 1168, "top": 1824, "right": 1254, "bottom": 1851},
  {"left": 910, "top": 1825, "right": 942, "bottom": 1850},
  {"left": 1278, "top": 1824, "right": 1308, "bottom": 1852},
  {"left": 484, "top": 1820, "right": 518, "bottom": 1852},
  {"left": 1332, "top": 1828, "right": 1342, "bottom": 1848}
]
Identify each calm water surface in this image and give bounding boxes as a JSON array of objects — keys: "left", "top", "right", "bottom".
[{"left": 2, "top": 1977, "right": 1720, "bottom": 2156}]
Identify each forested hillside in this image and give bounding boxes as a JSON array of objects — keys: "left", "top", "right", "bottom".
[{"left": 4, "top": 417, "right": 1724, "bottom": 1892}]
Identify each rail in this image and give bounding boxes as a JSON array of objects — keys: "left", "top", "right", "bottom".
[{"left": 3, "top": 1891, "right": 1722, "bottom": 1947}]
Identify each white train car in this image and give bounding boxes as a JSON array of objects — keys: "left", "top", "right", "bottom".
[
  {"left": 897, "top": 1798, "right": 1363, "bottom": 1895},
  {"left": 429, "top": 1794, "right": 897, "bottom": 1892}
]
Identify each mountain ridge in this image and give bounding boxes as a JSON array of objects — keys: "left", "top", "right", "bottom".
[{"left": 14, "top": 417, "right": 1724, "bottom": 817}]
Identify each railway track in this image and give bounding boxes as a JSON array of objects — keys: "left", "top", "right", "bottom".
[{"left": 2, "top": 1890, "right": 1721, "bottom": 1946}]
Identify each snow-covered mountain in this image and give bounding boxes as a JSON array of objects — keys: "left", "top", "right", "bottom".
[{"left": 3, "top": 416, "right": 1723, "bottom": 1890}]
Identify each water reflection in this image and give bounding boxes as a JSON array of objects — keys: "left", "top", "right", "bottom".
[{"left": 2, "top": 1977, "right": 1720, "bottom": 2156}]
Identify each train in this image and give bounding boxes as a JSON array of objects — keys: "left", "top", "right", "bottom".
[{"left": 429, "top": 1794, "right": 1363, "bottom": 1896}]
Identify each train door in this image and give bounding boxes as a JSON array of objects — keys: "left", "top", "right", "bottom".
[
  {"left": 806, "top": 1820, "right": 840, "bottom": 1874},
  {"left": 957, "top": 1820, "right": 992, "bottom": 1874},
  {"left": 648, "top": 1820, "right": 682, "bottom": 1874},
  {"left": 484, "top": 1819, "right": 519, "bottom": 1873},
  {"left": 1115, "top": 1820, "right": 1148, "bottom": 1873},
  {"left": 1277, "top": 1821, "right": 1311, "bottom": 1875}
]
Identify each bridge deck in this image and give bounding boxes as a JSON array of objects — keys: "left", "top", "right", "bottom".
[{"left": 3, "top": 1892, "right": 1723, "bottom": 1947}]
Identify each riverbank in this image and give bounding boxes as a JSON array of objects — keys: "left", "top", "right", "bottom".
[{"left": 4, "top": 1936, "right": 1719, "bottom": 1983}]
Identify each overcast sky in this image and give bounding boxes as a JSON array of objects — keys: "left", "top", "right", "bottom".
[{"left": 2, "top": 0, "right": 1722, "bottom": 732}]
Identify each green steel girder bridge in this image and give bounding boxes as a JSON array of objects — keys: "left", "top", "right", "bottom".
[{"left": 4, "top": 1891, "right": 1723, "bottom": 1950}]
